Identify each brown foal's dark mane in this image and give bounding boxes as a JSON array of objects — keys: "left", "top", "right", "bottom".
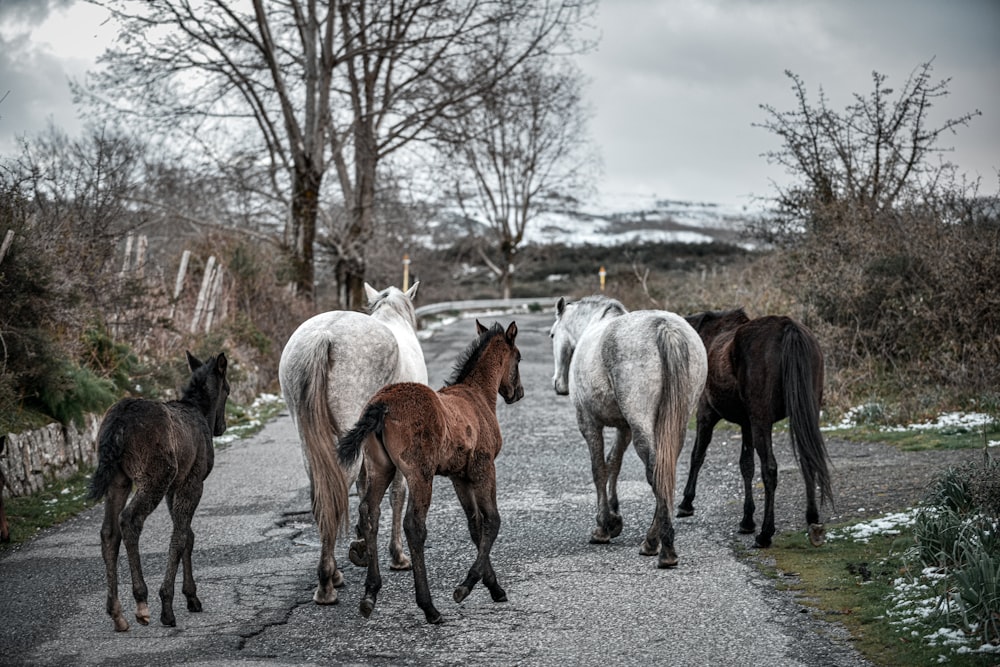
[{"left": 444, "top": 322, "right": 506, "bottom": 387}]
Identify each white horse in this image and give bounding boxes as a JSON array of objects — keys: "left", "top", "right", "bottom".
[
  {"left": 279, "top": 283, "right": 427, "bottom": 604},
  {"left": 550, "top": 295, "right": 707, "bottom": 568}
]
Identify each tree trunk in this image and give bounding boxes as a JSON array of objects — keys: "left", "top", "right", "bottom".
[{"left": 290, "top": 165, "right": 321, "bottom": 301}]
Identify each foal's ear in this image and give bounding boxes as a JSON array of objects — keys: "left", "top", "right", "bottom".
[
  {"left": 556, "top": 297, "right": 566, "bottom": 316},
  {"left": 476, "top": 319, "right": 488, "bottom": 335},
  {"left": 505, "top": 321, "right": 518, "bottom": 342},
  {"left": 186, "top": 350, "right": 203, "bottom": 372},
  {"left": 215, "top": 352, "right": 228, "bottom": 376}
]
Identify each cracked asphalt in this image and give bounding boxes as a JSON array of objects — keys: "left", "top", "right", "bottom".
[{"left": 4, "top": 309, "right": 957, "bottom": 666}]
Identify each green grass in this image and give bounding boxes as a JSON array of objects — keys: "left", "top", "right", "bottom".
[
  {"left": 824, "top": 423, "right": 998, "bottom": 452},
  {"left": 1, "top": 469, "right": 96, "bottom": 547},
  {"left": 751, "top": 518, "right": 998, "bottom": 666}
]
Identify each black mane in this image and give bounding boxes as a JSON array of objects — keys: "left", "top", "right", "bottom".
[{"left": 443, "top": 322, "right": 505, "bottom": 387}]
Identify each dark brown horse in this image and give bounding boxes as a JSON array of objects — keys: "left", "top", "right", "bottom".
[
  {"left": 88, "top": 351, "right": 230, "bottom": 631},
  {"left": 334, "top": 320, "right": 523, "bottom": 624},
  {"left": 677, "top": 309, "right": 832, "bottom": 548}
]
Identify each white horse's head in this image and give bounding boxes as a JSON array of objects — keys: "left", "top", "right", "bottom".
[
  {"left": 365, "top": 282, "right": 420, "bottom": 330},
  {"left": 550, "top": 297, "right": 576, "bottom": 395},
  {"left": 550, "top": 296, "right": 628, "bottom": 396}
]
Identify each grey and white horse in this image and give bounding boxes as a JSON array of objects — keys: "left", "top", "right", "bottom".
[
  {"left": 550, "top": 295, "right": 707, "bottom": 568},
  {"left": 279, "top": 283, "right": 427, "bottom": 604}
]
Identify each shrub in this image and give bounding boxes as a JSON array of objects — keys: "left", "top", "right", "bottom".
[{"left": 912, "top": 457, "right": 1000, "bottom": 646}]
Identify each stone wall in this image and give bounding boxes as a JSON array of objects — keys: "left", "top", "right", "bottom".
[{"left": 1, "top": 414, "right": 102, "bottom": 498}]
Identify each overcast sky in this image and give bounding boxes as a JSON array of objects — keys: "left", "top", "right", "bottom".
[{"left": 1, "top": 0, "right": 997, "bottom": 209}]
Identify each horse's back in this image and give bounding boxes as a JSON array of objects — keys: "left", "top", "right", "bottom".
[
  {"left": 97, "top": 398, "right": 209, "bottom": 487},
  {"left": 280, "top": 310, "right": 401, "bottom": 421},
  {"left": 574, "top": 310, "right": 705, "bottom": 425},
  {"left": 730, "top": 315, "right": 822, "bottom": 420}
]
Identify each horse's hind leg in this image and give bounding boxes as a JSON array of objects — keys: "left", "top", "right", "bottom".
[
  {"left": 677, "top": 406, "right": 721, "bottom": 517},
  {"left": 160, "top": 482, "right": 203, "bottom": 627},
  {"left": 738, "top": 425, "right": 757, "bottom": 535},
  {"left": 403, "top": 478, "right": 442, "bottom": 624},
  {"left": 388, "top": 470, "right": 412, "bottom": 570},
  {"left": 579, "top": 417, "right": 616, "bottom": 544},
  {"left": 120, "top": 483, "right": 168, "bottom": 627},
  {"left": 801, "top": 463, "right": 826, "bottom": 547},
  {"left": 452, "top": 475, "right": 507, "bottom": 604},
  {"left": 99, "top": 474, "right": 131, "bottom": 632},
  {"left": 752, "top": 423, "right": 778, "bottom": 548},
  {"left": 358, "top": 462, "right": 392, "bottom": 619},
  {"left": 605, "top": 427, "right": 630, "bottom": 539}
]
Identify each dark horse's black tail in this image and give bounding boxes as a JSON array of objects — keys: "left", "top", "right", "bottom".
[
  {"left": 781, "top": 325, "right": 834, "bottom": 507},
  {"left": 337, "top": 402, "right": 389, "bottom": 467},
  {"left": 87, "top": 400, "right": 134, "bottom": 501}
]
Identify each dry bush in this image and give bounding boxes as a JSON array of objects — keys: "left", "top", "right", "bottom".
[{"left": 776, "top": 198, "right": 1000, "bottom": 420}]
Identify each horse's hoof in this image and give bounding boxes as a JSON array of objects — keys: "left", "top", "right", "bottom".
[
  {"left": 738, "top": 523, "right": 756, "bottom": 535},
  {"left": 489, "top": 586, "right": 508, "bottom": 603},
  {"left": 754, "top": 534, "right": 773, "bottom": 549},
  {"left": 112, "top": 616, "right": 130, "bottom": 633},
  {"left": 639, "top": 539, "right": 658, "bottom": 557},
  {"left": 348, "top": 541, "right": 368, "bottom": 567},
  {"left": 160, "top": 612, "right": 176, "bottom": 627},
  {"left": 313, "top": 587, "right": 339, "bottom": 605},
  {"left": 187, "top": 596, "right": 203, "bottom": 613},
  {"left": 390, "top": 554, "right": 412, "bottom": 571},
  {"left": 135, "top": 603, "right": 151, "bottom": 626},
  {"left": 360, "top": 597, "right": 375, "bottom": 619},
  {"left": 425, "top": 608, "right": 443, "bottom": 624},
  {"left": 589, "top": 528, "right": 611, "bottom": 544},
  {"left": 657, "top": 553, "right": 679, "bottom": 569},
  {"left": 676, "top": 506, "right": 694, "bottom": 518},
  {"left": 332, "top": 568, "right": 345, "bottom": 587},
  {"left": 453, "top": 586, "right": 471, "bottom": 604},
  {"left": 608, "top": 513, "right": 623, "bottom": 538},
  {"left": 808, "top": 523, "right": 826, "bottom": 547}
]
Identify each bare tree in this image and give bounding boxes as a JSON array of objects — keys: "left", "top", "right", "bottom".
[
  {"left": 435, "top": 58, "right": 593, "bottom": 299},
  {"left": 81, "top": 0, "right": 594, "bottom": 307},
  {"left": 754, "top": 60, "right": 981, "bottom": 240}
]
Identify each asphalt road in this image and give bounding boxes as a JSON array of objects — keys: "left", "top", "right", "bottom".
[{"left": 0, "top": 310, "right": 874, "bottom": 666}]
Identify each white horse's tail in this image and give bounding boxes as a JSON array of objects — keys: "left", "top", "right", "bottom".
[
  {"left": 652, "top": 322, "right": 693, "bottom": 509},
  {"left": 295, "top": 340, "right": 351, "bottom": 541}
]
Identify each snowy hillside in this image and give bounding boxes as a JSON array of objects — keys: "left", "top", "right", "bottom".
[{"left": 424, "top": 192, "right": 759, "bottom": 248}]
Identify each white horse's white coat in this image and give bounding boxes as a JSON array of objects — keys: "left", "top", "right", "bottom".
[
  {"left": 550, "top": 295, "right": 707, "bottom": 567},
  {"left": 279, "top": 283, "right": 426, "bottom": 604}
]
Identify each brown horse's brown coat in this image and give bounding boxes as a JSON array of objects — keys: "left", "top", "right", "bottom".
[
  {"left": 334, "top": 320, "right": 523, "bottom": 623},
  {"left": 679, "top": 309, "right": 831, "bottom": 548}
]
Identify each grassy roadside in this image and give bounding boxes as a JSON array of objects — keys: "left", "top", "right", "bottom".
[{"left": 747, "top": 446, "right": 1000, "bottom": 667}]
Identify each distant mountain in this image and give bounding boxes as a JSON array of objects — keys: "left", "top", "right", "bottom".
[{"left": 424, "top": 192, "right": 761, "bottom": 249}]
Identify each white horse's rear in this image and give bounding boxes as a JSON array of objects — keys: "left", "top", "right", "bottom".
[
  {"left": 278, "top": 283, "right": 426, "bottom": 604},
  {"left": 551, "top": 296, "right": 707, "bottom": 568}
]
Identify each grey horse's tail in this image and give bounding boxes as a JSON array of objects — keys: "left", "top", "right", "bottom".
[
  {"left": 652, "top": 323, "right": 692, "bottom": 509},
  {"left": 295, "top": 340, "right": 351, "bottom": 541},
  {"left": 781, "top": 324, "right": 834, "bottom": 507}
]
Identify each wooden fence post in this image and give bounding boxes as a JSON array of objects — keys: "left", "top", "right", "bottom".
[
  {"left": 169, "top": 249, "right": 191, "bottom": 320},
  {"left": 191, "top": 256, "right": 217, "bottom": 334}
]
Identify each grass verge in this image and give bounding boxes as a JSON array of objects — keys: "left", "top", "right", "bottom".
[{"left": 751, "top": 517, "right": 998, "bottom": 666}]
